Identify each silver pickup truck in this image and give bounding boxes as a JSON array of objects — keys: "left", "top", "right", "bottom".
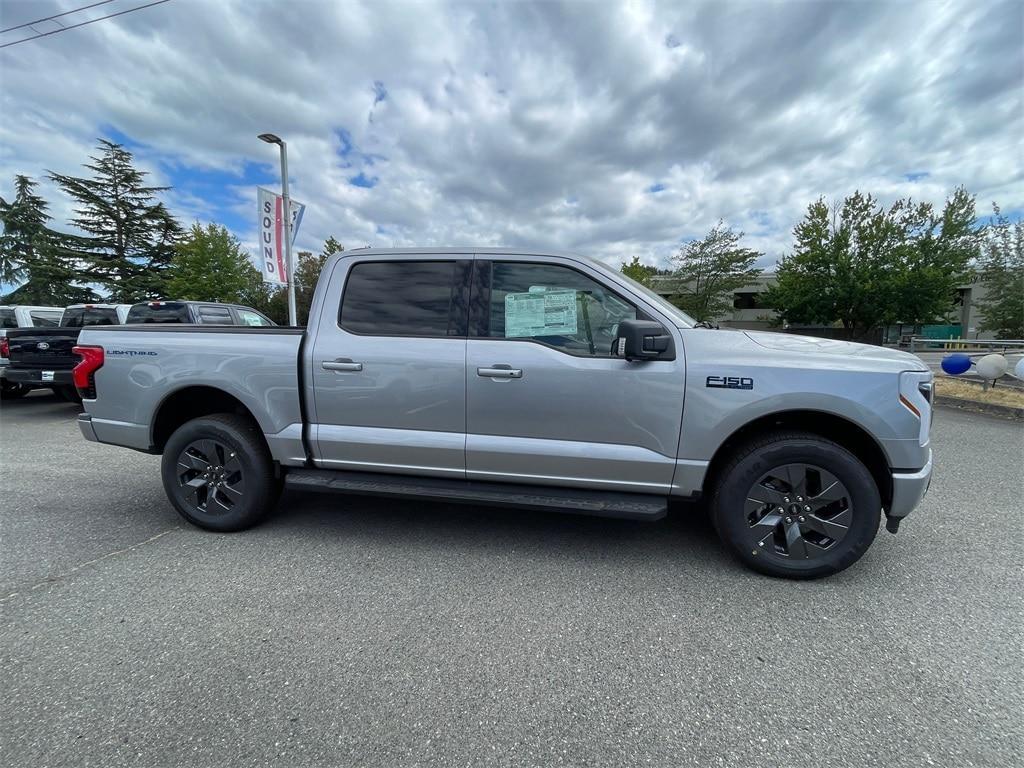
[{"left": 75, "top": 248, "right": 933, "bottom": 578}]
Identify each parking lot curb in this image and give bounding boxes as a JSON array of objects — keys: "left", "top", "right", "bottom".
[{"left": 934, "top": 395, "right": 1024, "bottom": 421}]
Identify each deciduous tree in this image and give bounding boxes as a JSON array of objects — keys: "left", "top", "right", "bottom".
[
  {"left": 166, "top": 223, "right": 258, "bottom": 302},
  {"left": 620, "top": 255, "right": 659, "bottom": 287},
  {"left": 237, "top": 273, "right": 287, "bottom": 324},
  {"left": 975, "top": 204, "right": 1024, "bottom": 339},
  {"left": 294, "top": 236, "right": 344, "bottom": 324},
  {"left": 664, "top": 222, "right": 762, "bottom": 322},
  {"left": 765, "top": 189, "right": 978, "bottom": 339}
]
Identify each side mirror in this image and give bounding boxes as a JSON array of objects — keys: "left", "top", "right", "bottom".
[{"left": 614, "top": 319, "right": 675, "bottom": 361}]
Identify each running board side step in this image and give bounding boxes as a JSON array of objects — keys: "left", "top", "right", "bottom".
[{"left": 285, "top": 469, "right": 668, "bottom": 521}]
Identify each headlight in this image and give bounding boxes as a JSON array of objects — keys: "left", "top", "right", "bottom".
[{"left": 899, "top": 370, "right": 933, "bottom": 446}]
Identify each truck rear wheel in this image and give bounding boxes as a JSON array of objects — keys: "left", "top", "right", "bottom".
[
  {"left": 711, "top": 431, "right": 881, "bottom": 579},
  {"left": 55, "top": 385, "right": 82, "bottom": 403},
  {"left": 160, "top": 414, "right": 281, "bottom": 532},
  {"left": 1, "top": 381, "right": 30, "bottom": 400}
]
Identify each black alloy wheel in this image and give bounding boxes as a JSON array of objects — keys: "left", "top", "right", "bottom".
[
  {"left": 160, "top": 414, "right": 280, "bottom": 531},
  {"left": 175, "top": 438, "right": 247, "bottom": 516},
  {"left": 743, "top": 463, "right": 852, "bottom": 560},
  {"left": 711, "top": 431, "right": 881, "bottom": 579}
]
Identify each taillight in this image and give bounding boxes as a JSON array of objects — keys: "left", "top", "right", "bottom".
[
  {"left": 72, "top": 345, "right": 104, "bottom": 398},
  {"left": 0, "top": 336, "right": 8, "bottom": 359}
]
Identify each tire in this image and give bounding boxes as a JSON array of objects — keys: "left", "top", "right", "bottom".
[
  {"left": 55, "top": 385, "right": 82, "bottom": 403},
  {"left": 160, "top": 414, "right": 281, "bottom": 532},
  {"left": 1, "top": 381, "right": 30, "bottom": 400},
  {"left": 711, "top": 431, "right": 880, "bottom": 579}
]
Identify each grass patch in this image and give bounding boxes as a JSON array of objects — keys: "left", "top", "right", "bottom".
[{"left": 935, "top": 376, "right": 1024, "bottom": 409}]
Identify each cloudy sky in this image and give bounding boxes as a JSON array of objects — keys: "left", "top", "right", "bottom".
[{"left": 1, "top": 0, "right": 1021, "bottom": 275}]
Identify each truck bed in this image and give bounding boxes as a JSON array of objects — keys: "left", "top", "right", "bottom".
[{"left": 76, "top": 324, "right": 306, "bottom": 463}]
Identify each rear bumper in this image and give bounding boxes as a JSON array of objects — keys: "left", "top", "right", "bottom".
[
  {"left": 76, "top": 412, "right": 151, "bottom": 452},
  {"left": 888, "top": 448, "right": 933, "bottom": 520},
  {"left": 78, "top": 413, "right": 99, "bottom": 442},
  {"left": 4, "top": 368, "right": 73, "bottom": 387}
]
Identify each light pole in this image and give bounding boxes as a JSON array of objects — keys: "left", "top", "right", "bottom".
[{"left": 258, "top": 133, "right": 297, "bottom": 326}]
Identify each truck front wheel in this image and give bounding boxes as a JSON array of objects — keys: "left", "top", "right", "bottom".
[
  {"left": 160, "top": 414, "right": 281, "bottom": 532},
  {"left": 711, "top": 431, "right": 881, "bottom": 579}
]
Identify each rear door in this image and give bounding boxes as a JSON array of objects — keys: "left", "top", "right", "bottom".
[
  {"left": 465, "top": 257, "right": 685, "bottom": 493},
  {"left": 308, "top": 255, "right": 471, "bottom": 478}
]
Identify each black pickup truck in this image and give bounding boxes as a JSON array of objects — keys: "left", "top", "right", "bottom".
[{"left": 4, "top": 301, "right": 275, "bottom": 400}]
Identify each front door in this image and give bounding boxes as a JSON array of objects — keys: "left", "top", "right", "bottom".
[
  {"left": 465, "top": 258, "right": 685, "bottom": 493},
  {"left": 309, "top": 256, "right": 471, "bottom": 478}
]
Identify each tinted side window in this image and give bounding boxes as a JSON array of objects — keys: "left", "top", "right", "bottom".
[
  {"left": 481, "top": 262, "right": 637, "bottom": 357},
  {"left": 236, "top": 309, "right": 273, "bottom": 326},
  {"left": 199, "top": 306, "right": 233, "bottom": 325},
  {"left": 126, "top": 303, "right": 191, "bottom": 324},
  {"left": 0, "top": 310, "right": 15, "bottom": 329},
  {"left": 340, "top": 261, "right": 466, "bottom": 337}
]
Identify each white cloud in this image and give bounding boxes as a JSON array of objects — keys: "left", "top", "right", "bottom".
[{"left": 1, "top": 0, "right": 1021, "bottom": 273}]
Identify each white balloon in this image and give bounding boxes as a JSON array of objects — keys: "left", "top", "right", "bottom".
[
  {"left": 976, "top": 353, "right": 1008, "bottom": 381},
  {"left": 1015, "top": 356, "right": 1024, "bottom": 380}
]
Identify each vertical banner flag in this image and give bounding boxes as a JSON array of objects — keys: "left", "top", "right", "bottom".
[{"left": 256, "top": 187, "right": 306, "bottom": 285}]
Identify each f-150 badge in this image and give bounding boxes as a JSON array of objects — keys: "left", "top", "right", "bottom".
[{"left": 706, "top": 375, "right": 753, "bottom": 390}]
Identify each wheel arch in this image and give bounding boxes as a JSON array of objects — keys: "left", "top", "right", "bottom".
[
  {"left": 702, "top": 409, "right": 893, "bottom": 511},
  {"left": 151, "top": 385, "right": 267, "bottom": 455}
]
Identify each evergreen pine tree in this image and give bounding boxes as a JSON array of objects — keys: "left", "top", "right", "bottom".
[
  {"left": 49, "top": 140, "right": 182, "bottom": 302},
  {"left": 0, "top": 175, "right": 97, "bottom": 304}
]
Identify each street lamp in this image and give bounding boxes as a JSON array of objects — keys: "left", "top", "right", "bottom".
[{"left": 258, "top": 133, "right": 297, "bottom": 326}]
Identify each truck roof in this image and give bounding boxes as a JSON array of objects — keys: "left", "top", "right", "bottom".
[
  {"left": 128, "top": 300, "right": 261, "bottom": 308},
  {"left": 337, "top": 247, "right": 605, "bottom": 268},
  {"left": 65, "top": 303, "right": 132, "bottom": 310},
  {"left": 0, "top": 304, "right": 64, "bottom": 311}
]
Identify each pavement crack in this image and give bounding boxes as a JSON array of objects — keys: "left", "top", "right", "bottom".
[{"left": 2, "top": 527, "right": 181, "bottom": 604}]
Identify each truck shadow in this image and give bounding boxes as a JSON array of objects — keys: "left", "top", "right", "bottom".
[
  {"left": 269, "top": 489, "right": 731, "bottom": 572},
  {"left": 0, "top": 389, "right": 82, "bottom": 413}
]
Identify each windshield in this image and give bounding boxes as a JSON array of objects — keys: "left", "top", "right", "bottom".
[{"left": 614, "top": 271, "right": 695, "bottom": 328}]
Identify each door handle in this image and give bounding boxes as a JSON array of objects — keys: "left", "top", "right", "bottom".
[
  {"left": 477, "top": 365, "right": 522, "bottom": 379},
  {"left": 322, "top": 358, "right": 363, "bottom": 372}
]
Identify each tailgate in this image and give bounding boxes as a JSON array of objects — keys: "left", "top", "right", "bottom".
[{"left": 6, "top": 328, "right": 81, "bottom": 369}]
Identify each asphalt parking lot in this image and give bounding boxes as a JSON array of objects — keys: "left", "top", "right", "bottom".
[{"left": 1, "top": 392, "right": 1022, "bottom": 768}]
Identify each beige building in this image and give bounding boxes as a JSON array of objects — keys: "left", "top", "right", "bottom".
[{"left": 648, "top": 274, "right": 995, "bottom": 340}]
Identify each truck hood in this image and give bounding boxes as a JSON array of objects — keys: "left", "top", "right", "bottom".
[{"left": 743, "top": 331, "right": 928, "bottom": 372}]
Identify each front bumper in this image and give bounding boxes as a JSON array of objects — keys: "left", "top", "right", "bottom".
[
  {"left": 888, "top": 448, "right": 933, "bottom": 520},
  {"left": 4, "top": 368, "right": 73, "bottom": 387}
]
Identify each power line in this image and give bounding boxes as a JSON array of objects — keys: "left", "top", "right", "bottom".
[
  {"left": 0, "top": 0, "right": 114, "bottom": 34},
  {"left": 0, "top": 0, "right": 171, "bottom": 49}
]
